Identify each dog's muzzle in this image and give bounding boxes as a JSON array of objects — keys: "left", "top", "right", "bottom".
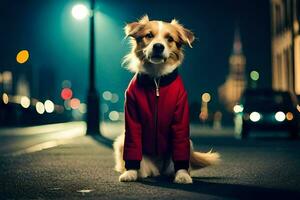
[{"left": 149, "top": 43, "right": 166, "bottom": 64}]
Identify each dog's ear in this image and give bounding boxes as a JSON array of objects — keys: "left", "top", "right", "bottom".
[
  {"left": 124, "top": 15, "right": 149, "bottom": 38},
  {"left": 171, "top": 19, "right": 195, "bottom": 48}
]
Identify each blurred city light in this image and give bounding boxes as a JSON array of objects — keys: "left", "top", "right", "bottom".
[
  {"left": 61, "top": 88, "right": 73, "bottom": 100},
  {"left": 55, "top": 105, "right": 65, "bottom": 113},
  {"left": 101, "top": 103, "right": 109, "bottom": 113},
  {"left": 36, "top": 102, "right": 45, "bottom": 114},
  {"left": 109, "top": 111, "right": 119, "bottom": 121},
  {"left": 250, "top": 111, "right": 261, "bottom": 122},
  {"left": 61, "top": 80, "right": 72, "bottom": 88},
  {"left": 70, "top": 98, "right": 80, "bottom": 109},
  {"left": 72, "top": 4, "right": 89, "bottom": 20},
  {"left": 20, "top": 96, "right": 30, "bottom": 108},
  {"left": 275, "top": 111, "right": 285, "bottom": 122},
  {"left": 72, "top": 109, "right": 83, "bottom": 120},
  {"left": 2, "top": 71, "right": 12, "bottom": 83},
  {"left": 250, "top": 70, "right": 260, "bottom": 81},
  {"left": 111, "top": 93, "right": 119, "bottom": 103},
  {"left": 2, "top": 93, "right": 9, "bottom": 104},
  {"left": 44, "top": 100, "right": 55, "bottom": 113},
  {"left": 64, "top": 100, "right": 71, "bottom": 110},
  {"left": 233, "top": 104, "right": 244, "bottom": 113},
  {"left": 79, "top": 103, "right": 87, "bottom": 114},
  {"left": 102, "top": 91, "right": 112, "bottom": 101},
  {"left": 286, "top": 112, "right": 294, "bottom": 121},
  {"left": 16, "top": 50, "right": 29, "bottom": 64},
  {"left": 202, "top": 92, "right": 211, "bottom": 103}
]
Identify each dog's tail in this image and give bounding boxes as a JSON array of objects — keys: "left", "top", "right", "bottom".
[{"left": 189, "top": 140, "right": 221, "bottom": 169}]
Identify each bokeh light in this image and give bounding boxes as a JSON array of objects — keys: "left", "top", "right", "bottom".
[
  {"left": 79, "top": 103, "right": 87, "bottom": 114},
  {"left": 64, "top": 100, "right": 71, "bottom": 110},
  {"left": 70, "top": 98, "right": 80, "bottom": 109},
  {"left": 44, "top": 100, "right": 54, "bottom": 113},
  {"left": 109, "top": 111, "right": 119, "bottom": 121},
  {"left": 2, "top": 93, "right": 9, "bottom": 104},
  {"left": 233, "top": 104, "right": 243, "bottom": 113},
  {"left": 111, "top": 93, "right": 119, "bottom": 103},
  {"left": 286, "top": 112, "right": 294, "bottom": 121},
  {"left": 16, "top": 50, "right": 29, "bottom": 64},
  {"left": 250, "top": 70, "right": 259, "bottom": 81},
  {"left": 275, "top": 111, "right": 285, "bottom": 122},
  {"left": 101, "top": 103, "right": 109, "bottom": 113},
  {"left": 61, "top": 88, "right": 73, "bottom": 100},
  {"left": 20, "top": 96, "right": 30, "bottom": 108},
  {"left": 36, "top": 102, "right": 45, "bottom": 114},
  {"left": 103, "top": 91, "right": 112, "bottom": 101},
  {"left": 250, "top": 112, "right": 261, "bottom": 122},
  {"left": 202, "top": 93, "right": 211, "bottom": 103},
  {"left": 61, "top": 80, "right": 72, "bottom": 88}
]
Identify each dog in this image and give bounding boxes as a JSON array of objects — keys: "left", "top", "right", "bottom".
[{"left": 114, "top": 15, "right": 220, "bottom": 184}]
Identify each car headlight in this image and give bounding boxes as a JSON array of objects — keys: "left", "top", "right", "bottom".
[
  {"left": 250, "top": 112, "right": 261, "bottom": 122},
  {"left": 275, "top": 111, "right": 285, "bottom": 122}
]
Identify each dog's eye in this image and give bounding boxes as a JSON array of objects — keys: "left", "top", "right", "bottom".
[
  {"left": 145, "top": 33, "right": 154, "bottom": 39},
  {"left": 167, "top": 36, "right": 174, "bottom": 43}
]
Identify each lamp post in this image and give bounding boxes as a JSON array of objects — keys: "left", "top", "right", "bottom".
[{"left": 72, "top": 0, "right": 100, "bottom": 135}]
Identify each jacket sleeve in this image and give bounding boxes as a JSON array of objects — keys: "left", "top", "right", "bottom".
[
  {"left": 123, "top": 89, "right": 143, "bottom": 166},
  {"left": 171, "top": 89, "right": 190, "bottom": 170}
]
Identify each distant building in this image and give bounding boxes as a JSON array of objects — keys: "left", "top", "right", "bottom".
[
  {"left": 0, "top": 65, "right": 33, "bottom": 97},
  {"left": 218, "top": 28, "right": 247, "bottom": 112},
  {"left": 270, "top": 0, "right": 300, "bottom": 96}
]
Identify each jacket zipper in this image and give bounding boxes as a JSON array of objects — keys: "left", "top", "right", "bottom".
[{"left": 153, "top": 78, "right": 160, "bottom": 155}]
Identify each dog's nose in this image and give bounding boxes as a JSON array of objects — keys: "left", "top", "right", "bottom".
[{"left": 153, "top": 43, "right": 165, "bottom": 54}]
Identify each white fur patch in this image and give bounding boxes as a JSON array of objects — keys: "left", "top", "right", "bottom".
[
  {"left": 158, "top": 21, "right": 163, "bottom": 34},
  {"left": 174, "top": 169, "right": 193, "bottom": 184},
  {"left": 119, "top": 170, "right": 138, "bottom": 182}
]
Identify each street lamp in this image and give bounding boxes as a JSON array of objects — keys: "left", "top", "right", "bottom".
[
  {"left": 72, "top": 0, "right": 100, "bottom": 135},
  {"left": 72, "top": 4, "right": 89, "bottom": 20}
]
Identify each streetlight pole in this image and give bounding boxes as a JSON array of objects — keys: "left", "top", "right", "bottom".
[{"left": 86, "top": 0, "right": 100, "bottom": 135}]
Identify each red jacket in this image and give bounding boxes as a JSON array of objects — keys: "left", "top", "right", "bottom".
[{"left": 123, "top": 69, "right": 190, "bottom": 170}]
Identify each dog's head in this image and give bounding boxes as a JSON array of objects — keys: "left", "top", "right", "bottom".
[{"left": 123, "top": 15, "right": 195, "bottom": 77}]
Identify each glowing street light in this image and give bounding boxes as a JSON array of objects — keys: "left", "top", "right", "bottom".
[
  {"left": 71, "top": 0, "right": 100, "bottom": 135},
  {"left": 72, "top": 4, "right": 89, "bottom": 20}
]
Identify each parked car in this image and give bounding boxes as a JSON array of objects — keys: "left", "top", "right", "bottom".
[{"left": 234, "top": 89, "right": 300, "bottom": 139}]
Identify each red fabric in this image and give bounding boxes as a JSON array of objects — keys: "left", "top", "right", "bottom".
[{"left": 123, "top": 73, "right": 190, "bottom": 162}]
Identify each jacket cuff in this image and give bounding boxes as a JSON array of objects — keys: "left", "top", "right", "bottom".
[
  {"left": 125, "top": 160, "right": 140, "bottom": 170},
  {"left": 174, "top": 160, "right": 189, "bottom": 172}
]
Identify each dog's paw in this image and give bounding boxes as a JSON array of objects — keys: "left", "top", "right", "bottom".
[
  {"left": 174, "top": 169, "right": 193, "bottom": 184},
  {"left": 119, "top": 170, "right": 138, "bottom": 182}
]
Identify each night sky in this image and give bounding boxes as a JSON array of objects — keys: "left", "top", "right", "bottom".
[{"left": 1, "top": 0, "right": 271, "bottom": 112}]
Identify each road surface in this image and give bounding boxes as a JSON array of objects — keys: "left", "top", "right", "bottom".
[{"left": 0, "top": 122, "right": 300, "bottom": 199}]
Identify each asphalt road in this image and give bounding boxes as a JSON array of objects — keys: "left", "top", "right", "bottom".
[{"left": 0, "top": 123, "right": 300, "bottom": 199}]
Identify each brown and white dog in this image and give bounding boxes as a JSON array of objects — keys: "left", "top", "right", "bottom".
[{"left": 114, "top": 15, "right": 220, "bottom": 184}]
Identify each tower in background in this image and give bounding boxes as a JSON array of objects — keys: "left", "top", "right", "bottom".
[{"left": 218, "top": 28, "right": 247, "bottom": 112}]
